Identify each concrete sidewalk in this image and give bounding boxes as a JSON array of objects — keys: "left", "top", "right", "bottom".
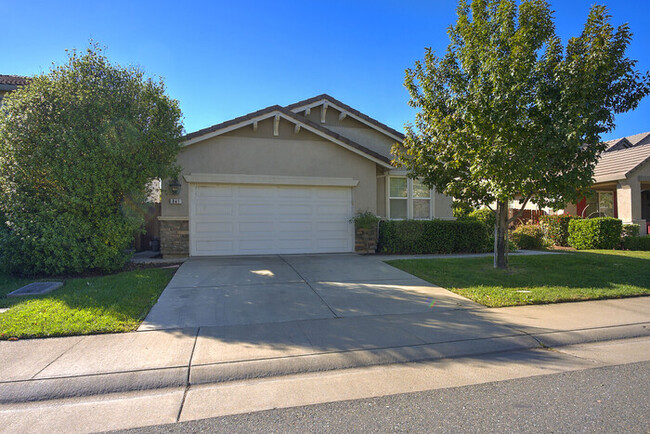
[{"left": 1, "top": 296, "right": 648, "bottom": 404}]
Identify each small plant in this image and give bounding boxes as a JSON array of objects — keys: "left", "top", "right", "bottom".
[
  {"left": 510, "top": 224, "right": 544, "bottom": 250},
  {"left": 351, "top": 211, "right": 380, "bottom": 230}
]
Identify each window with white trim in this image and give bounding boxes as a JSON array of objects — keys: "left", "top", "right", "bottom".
[{"left": 388, "top": 177, "right": 433, "bottom": 220}]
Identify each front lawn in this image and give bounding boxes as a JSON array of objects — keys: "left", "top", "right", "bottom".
[
  {"left": 387, "top": 250, "right": 650, "bottom": 307},
  {"left": 0, "top": 267, "right": 175, "bottom": 340}
]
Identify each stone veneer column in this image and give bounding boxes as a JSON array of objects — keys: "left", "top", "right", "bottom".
[
  {"left": 355, "top": 225, "right": 378, "bottom": 254},
  {"left": 160, "top": 220, "right": 189, "bottom": 257}
]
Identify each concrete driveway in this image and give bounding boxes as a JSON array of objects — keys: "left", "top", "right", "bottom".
[{"left": 139, "top": 254, "right": 480, "bottom": 330}]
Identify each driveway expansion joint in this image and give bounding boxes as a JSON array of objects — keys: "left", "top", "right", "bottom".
[{"left": 278, "top": 255, "right": 340, "bottom": 318}]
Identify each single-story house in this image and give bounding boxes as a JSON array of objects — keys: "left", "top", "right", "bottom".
[
  {"left": 563, "top": 132, "right": 650, "bottom": 235},
  {"left": 0, "top": 74, "right": 30, "bottom": 103},
  {"left": 160, "top": 94, "right": 453, "bottom": 257}
]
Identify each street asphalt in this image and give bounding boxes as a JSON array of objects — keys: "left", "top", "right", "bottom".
[{"left": 118, "top": 360, "right": 650, "bottom": 433}]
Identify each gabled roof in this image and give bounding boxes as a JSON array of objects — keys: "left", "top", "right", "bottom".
[
  {"left": 594, "top": 132, "right": 650, "bottom": 183},
  {"left": 182, "top": 103, "right": 393, "bottom": 168},
  {"left": 285, "top": 94, "right": 405, "bottom": 142}
]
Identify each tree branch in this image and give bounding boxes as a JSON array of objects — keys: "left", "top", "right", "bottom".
[{"left": 506, "top": 194, "right": 533, "bottom": 224}]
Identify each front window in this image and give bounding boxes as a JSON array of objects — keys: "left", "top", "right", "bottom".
[
  {"left": 584, "top": 191, "right": 615, "bottom": 218},
  {"left": 388, "top": 177, "right": 432, "bottom": 219},
  {"left": 389, "top": 177, "right": 408, "bottom": 219},
  {"left": 598, "top": 192, "right": 614, "bottom": 217}
]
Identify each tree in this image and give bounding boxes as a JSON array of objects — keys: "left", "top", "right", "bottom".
[
  {"left": 0, "top": 44, "right": 183, "bottom": 275},
  {"left": 394, "top": 0, "right": 650, "bottom": 268}
]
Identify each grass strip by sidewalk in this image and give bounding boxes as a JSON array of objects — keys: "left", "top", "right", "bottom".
[
  {"left": 0, "top": 267, "right": 174, "bottom": 340},
  {"left": 387, "top": 250, "right": 650, "bottom": 307}
]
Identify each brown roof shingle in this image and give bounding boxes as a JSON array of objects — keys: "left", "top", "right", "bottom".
[
  {"left": 0, "top": 75, "right": 30, "bottom": 86},
  {"left": 594, "top": 132, "right": 650, "bottom": 183}
]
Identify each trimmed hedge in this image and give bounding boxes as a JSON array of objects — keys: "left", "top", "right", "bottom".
[
  {"left": 622, "top": 224, "right": 640, "bottom": 239},
  {"left": 511, "top": 224, "right": 545, "bottom": 250},
  {"left": 539, "top": 214, "right": 578, "bottom": 247},
  {"left": 622, "top": 236, "right": 650, "bottom": 251},
  {"left": 378, "top": 219, "right": 488, "bottom": 254},
  {"left": 568, "top": 217, "right": 622, "bottom": 250}
]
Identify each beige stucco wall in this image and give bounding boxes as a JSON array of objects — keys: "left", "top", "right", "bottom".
[
  {"left": 619, "top": 160, "right": 650, "bottom": 234},
  {"left": 434, "top": 192, "right": 454, "bottom": 219},
  {"left": 161, "top": 116, "right": 378, "bottom": 218},
  {"left": 376, "top": 168, "right": 388, "bottom": 218}
]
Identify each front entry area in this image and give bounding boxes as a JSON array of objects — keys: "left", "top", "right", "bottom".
[{"left": 189, "top": 184, "right": 354, "bottom": 256}]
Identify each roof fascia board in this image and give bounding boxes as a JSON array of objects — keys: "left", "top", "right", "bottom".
[
  {"left": 182, "top": 110, "right": 283, "bottom": 146},
  {"left": 290, "top": 99, "right": 404, "bottom": 142},
  {"left": 184, "top": 173, "right": 359, "bottom": 187}
]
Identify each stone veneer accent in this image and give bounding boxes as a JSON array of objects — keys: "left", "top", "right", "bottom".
[
  {"left": 160, "top": 220, "right": 189, "bottom": 257},
  {"left": 355, "top": 225, "right": 378, "bottom": 254}
]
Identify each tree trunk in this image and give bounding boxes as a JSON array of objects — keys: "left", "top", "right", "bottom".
[{"left": 494, "top": 200, "right": 509, "bottom": 269}]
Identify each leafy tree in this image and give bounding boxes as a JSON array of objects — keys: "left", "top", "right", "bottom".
[
  {"left": 394, "top": 0, "right": 649, "bottom": 268},
  {"left": 0, "top": 44, "right": 183, "bottom": 275}
]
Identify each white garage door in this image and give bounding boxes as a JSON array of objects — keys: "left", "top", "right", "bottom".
[{"left": 190, "top": 184, "right": 354, "bottom": 256}]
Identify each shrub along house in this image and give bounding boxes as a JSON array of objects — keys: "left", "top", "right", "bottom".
[
  {"left": 159, "top": 94, "right": 453, "bottom": 257},
  {"left": 563, "top": 132, "right": 650, "bottom": 235}
]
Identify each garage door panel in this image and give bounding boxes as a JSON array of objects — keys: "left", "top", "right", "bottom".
[
  {"left": 238, "top": 204, "right": 272, "bottom": 216},
  {"left": 191, "top": 184, "right": 353, "bottom": 256},
  {"left": 195, "top": 222, "right": 233, "bottom": 233},
  {"left": 238, "top": 221, "right": 275, "bottom": 232},
  {"left": 276, "top": 239, "right": 312, "bottom": 249},
  {"left": 278, "top": 204, "right": 313, "bottom": 215},
  {"left": 239, "top": 239, "right": 277, "bottom": 251},
  {"left": 196, "top": 204, "right": 233, "bottom": 216},
  {"left": 277, "top": 221, "right": 312, "bottom": 232}
]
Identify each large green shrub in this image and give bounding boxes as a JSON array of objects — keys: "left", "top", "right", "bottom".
[
  {"left": 622, "top": 235, "right": 650, "bottom": 251},
  {"left": 568, "top": 218, "right": 622, "bottom": 250},
  {"left": 0, "top": 45, "right": 183, "bottom": 275},
  {"left": 539, "top": 214, "right": 578, "bottom": 246},
  {"left": 378, "top": 219, "right": 487, "bottom": 254},
  {"left": 511, "top": 224, "right": 545, "bottom": 250}
]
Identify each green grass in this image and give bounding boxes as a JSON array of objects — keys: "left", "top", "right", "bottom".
[
  {"left": 387, "top": 250, "right": 650, "bottom": 307},
  {"left": 0, "top": 267, "right": 175, "bottom": 340}
]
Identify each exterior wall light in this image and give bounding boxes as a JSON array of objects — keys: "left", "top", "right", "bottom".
[{"left": 168, "top": 178, "right": 182, "bottom": 195}]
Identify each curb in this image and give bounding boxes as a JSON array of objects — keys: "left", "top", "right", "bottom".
[{"left": 1, "top": 323, "right": 648, "bottom": 405}]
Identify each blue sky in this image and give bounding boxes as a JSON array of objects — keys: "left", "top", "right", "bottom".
[{"left": 3, "top": 0, "right": 648, "bottom": 141}]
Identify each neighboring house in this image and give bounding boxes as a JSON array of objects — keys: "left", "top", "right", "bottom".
[
  {"left": 160, "top": 94, "right": 453, "bottom": 257},
  {"left": 563, "top": 132, "right": 650, "bottom": 235},
  {"left": 0, "top": 74, "right": 29, "bottom": 103}
]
